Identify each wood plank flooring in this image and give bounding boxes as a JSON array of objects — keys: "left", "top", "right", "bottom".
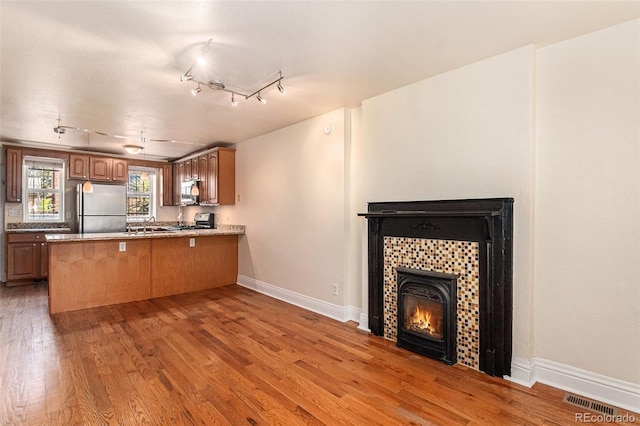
[{"left": 1, "top": 283, "right": 637, "bottom": 425}]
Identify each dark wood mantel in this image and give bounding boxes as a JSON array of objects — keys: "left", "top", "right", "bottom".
[{"left": 358, "top": 198, "right": 514, "bottom": 377}]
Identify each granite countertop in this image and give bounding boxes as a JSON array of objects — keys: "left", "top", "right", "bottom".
[
  {"left": 46, "top": 225, "right": 245, "bottom": 243},
  {"left": 7, "top": 227, "right": 72, "bottom": 233}
]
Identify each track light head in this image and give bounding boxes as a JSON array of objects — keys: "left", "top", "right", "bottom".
[
  {"left": 191, "top": 85, "right": 202, "bottom": 96},
  {"left": 277, "top": 81, "right": 285, "bottom": 95},
  {"left": 180, "top": 73, "right": 194, "bottom": 82},
  {"left": 257, "top": 93, "right": 266, "bottom": 105},
  {"left": 231, "top": 93, "right": 238, "bottom": 107}
]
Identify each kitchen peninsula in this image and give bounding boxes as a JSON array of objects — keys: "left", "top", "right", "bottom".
[{"left": 46, "top": 226, "right": 244, "bottom": 314}]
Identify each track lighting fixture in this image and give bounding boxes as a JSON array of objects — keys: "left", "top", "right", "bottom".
[{"left": 179, "top": 40, "right": 285, "bottom": 105}]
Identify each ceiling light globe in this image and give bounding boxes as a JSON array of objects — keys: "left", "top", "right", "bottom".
[{"left": 123, "top": 144, "right": 143, "bottom": 155}]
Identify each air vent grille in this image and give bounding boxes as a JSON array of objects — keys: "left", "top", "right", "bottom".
[{"left": 563, "top": 393, "right": 619, "bottom": 416}]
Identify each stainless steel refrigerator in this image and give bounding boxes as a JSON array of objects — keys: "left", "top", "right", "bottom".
[{"left": 77, "top": 183, "right": 127, "bottom": 233}]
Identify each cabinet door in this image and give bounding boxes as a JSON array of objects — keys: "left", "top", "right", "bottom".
[
  {"left": 191, "top": 158, "right": 199, "bottom": 179},
  {"left": 39, "top": 241, "right": 49, "bottom": 278},
  {"left": 69, "top": 154, "right": 90, "bottom": 179},
  {"left": 89, "top": 157, "right": 111, "bottom": 180},
  {"left": 111, "top": 159, "right": 128, "bottom": 182},
  {"left": 217, "top": 148, "right": 236, "bottom": 205},
  {"left": 161, "top": 164, "right": 173, "bottom": 206},
  {"left": 184, "top": 160, "right": 192, "bottom": 181},
  {"left": 6, "top": 148, "right": 22, "bottom": 202},
  {"left": 7, "top": 242, "right": 38, "bottom": 280},
  {"left": 172, "top": 163, "right": 181, "bottom": 206},
  {"left": 207, "top": 152, "right": 218, "bottom": 204},
  {"left": 198, "top": 155, "right": 208, "bottom": 202}
]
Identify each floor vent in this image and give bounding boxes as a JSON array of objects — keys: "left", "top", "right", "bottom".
[{"left": 563, "top": 393, "right": 619, "bottom": 416}]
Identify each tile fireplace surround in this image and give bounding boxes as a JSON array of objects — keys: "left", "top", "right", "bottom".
[{"left": 359, "top": 198, "right": 513, "bottom": 377}]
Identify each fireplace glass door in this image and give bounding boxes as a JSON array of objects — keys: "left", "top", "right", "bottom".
[{"left": 403, "top": 293, "right": 444, "bottom": 341}]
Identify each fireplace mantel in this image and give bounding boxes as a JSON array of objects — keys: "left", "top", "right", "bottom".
[{"left": 358, "top": 198, "right": 513, "bottom": 377}]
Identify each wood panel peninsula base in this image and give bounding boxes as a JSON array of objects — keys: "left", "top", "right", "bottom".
[{"left": 47, "top": 232, "right": 240, "bottom": 314}]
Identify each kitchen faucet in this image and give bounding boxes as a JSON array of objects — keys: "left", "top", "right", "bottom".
[{"left": 143, "top": 216, "right": 156, "bottom": 234}]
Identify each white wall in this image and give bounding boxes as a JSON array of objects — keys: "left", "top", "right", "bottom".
[
  {"left": 355, "top": 46, "right": 536, "bottom": 362},
  {"left": 216, "top": 109, "right": 347, "bottom": 304},
  {"left": 535, "top": 19, "right": 640, "bottom": 384}
]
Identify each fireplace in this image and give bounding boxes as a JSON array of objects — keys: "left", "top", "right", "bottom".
[
  {"left": 358, "top": 198, "right": 513, "bottom": 377},
  {"left": 396, "top": 267, "right": 458, "bottom": 365}
]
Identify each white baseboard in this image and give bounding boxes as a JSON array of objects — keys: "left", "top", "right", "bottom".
[
  {"left": 358, "top": 313, "right": 370, "bottom": 332},
  {"left": 236, "top": 275, "right": 361, "bottom": 323},
  {"left": 507, "top": 357, "right": 640, "bottom": 414}
]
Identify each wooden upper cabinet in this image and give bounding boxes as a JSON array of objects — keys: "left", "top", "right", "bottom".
[
  {"left": 68, "top": 154, "right": 90, "bottom": 179},
  {"left": 111, "top": 159, "right": 128, "bottom": 182},
  {"left": 197, "top": 155, "right": 208, "bottom": 202},
  {"left": 89, "top": 157, "right": 128, "bottom": 182},
  {"left": 191, "top": 158, "right": 199, "bottom": 180},
  {"left": 184, "top": 160, "right": 192, "bottom": 181},
  {"left": 160, "top": 163, "right": 173, "bottom": 206},
  {"left": 216, "top": 148, "right": 235, "bottom": 205},
  {"left": 207, "top": 151, "right": 219, "bottom": 204},
  {"left": 89, "top": 157, "right": 110, "bottom": 180},
  {"left": 6, "top": 148, "right": 22, "bottom": 202},
  {"left": 172, "top": 163, "right": 181, "bottom": 206}
]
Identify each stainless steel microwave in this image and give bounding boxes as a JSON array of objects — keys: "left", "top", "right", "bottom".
[{"left": 180, "top": 180, "right": 200, "bottom": 205}]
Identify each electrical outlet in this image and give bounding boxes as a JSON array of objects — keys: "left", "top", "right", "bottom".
[
  {"left": 189, "top": 238, "right": 195, "bottom": 247},
  {"left": 8, "top": 209, "right": 21, "bottom": 217},
  {"left": 119, "top": 242, "right": 126, "bottom": 252},
  {"left": 66, "top": 211, "right": 71, "bottom": 219},
  {"left": 332, "top": 283, "right": 338, "bottom": 296}
]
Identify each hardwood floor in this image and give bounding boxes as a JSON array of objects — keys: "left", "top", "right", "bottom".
[{"left": 1, "top": 283, "right": 637, "bottom": 425}]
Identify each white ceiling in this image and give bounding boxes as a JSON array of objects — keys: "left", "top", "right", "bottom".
[{"left": 1, "top": 1, "right": 638, "bottom": 161}]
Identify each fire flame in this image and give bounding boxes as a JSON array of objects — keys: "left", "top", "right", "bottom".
[{"left": 408, "top": 305, "right": 442, "bottom": 339}]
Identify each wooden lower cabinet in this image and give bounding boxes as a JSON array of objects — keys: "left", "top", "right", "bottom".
[
  {"left": 48, "top": 235, "right": 239, "bottom": 314},
  {"left": 6, "top": 232, "right": 49, "bottom": 285},
  {"left": 150, "top": 235, "right": 238, "bottom": 298}
]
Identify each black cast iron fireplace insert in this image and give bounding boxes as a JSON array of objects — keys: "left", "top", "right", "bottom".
[{"left": 397, "top": 267, "right": 458, "bottom": 365}]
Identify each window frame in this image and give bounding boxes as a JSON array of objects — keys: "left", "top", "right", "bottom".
[
  {"left": 126, "top": 167, "right": 157, "bottom": 221},
  {"left": 22, "top": 156, "right": 65, "bottom": 223}
]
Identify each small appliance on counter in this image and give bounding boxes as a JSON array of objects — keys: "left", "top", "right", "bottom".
[{"left": 179, "top": 212, "right": 215, "bottom": 230}]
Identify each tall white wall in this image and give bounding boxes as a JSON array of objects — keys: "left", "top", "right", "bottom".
[
  {"left": 354, "top": 46, "right": 536, "bottom": 361},
  {"left": 216, "top": 109, "right": 346, "bottom": 304},
  {"left": 535, "top": 19, "right": 640, "bottom": 384}
]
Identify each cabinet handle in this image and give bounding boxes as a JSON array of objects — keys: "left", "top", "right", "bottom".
[
  {"left": 32, "top": 243, "right": 36, "bottom": 247},
  {"left": 41, "top": 243, "right": 45, "bottom": 246},
  {"left": 36, "top": 235, "right": 40, "bottom": 239}
]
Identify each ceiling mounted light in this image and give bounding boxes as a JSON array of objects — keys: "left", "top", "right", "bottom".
[
  {"left": 179, "top": 40, "right": 286, "bottom": 105},
  {"left": 123, "top": 144, "right": 143, "bottom": 155}
]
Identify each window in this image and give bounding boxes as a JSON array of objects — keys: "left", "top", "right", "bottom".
[
  {"left": 23, "top": 157, "right": 65, "bottom": 222},
  {"left": 126, "top": 167, "right": 156, "bottom": 220}
]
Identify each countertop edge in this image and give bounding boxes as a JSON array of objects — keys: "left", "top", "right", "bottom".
[{"left": 46, "top": 230, "right": 245, "bottom": 242}]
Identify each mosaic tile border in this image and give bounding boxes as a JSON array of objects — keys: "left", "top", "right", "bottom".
[{"left": 383, "top": 237, "right": 480, "bottom": 370}]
